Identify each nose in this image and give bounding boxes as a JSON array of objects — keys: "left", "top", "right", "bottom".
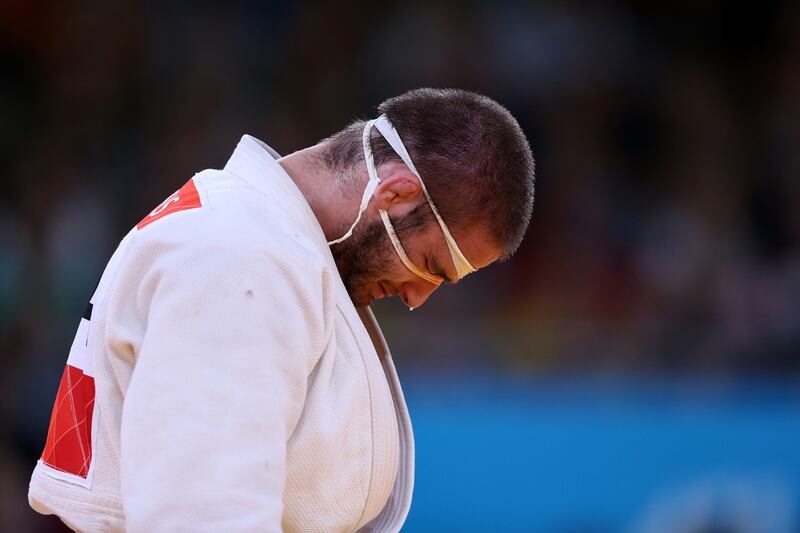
[{"left": 399, "top": 280, "right": 439, "bottom": 309}]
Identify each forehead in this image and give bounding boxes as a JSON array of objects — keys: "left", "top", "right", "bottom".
[
  {"left": 420, "top": 221, "right": 500, "bottom": 272},
  {"left": 455, "top": 225, "right": 502, "bottom": 269}
]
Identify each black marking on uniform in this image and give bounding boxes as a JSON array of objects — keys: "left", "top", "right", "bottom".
[{"left": 83, "top": 302, "right": 94, "bottom": 347}]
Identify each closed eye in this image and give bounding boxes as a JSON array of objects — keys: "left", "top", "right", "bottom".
[{"left": 428, "top": 254, "right": 455, "bottom": 284}]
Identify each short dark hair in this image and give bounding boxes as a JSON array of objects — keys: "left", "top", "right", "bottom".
[{"left": 322, "top": 88, "right": 536, "bottom": 259}]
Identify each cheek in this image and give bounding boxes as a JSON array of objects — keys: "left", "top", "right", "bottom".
[
  {"left": 370, "top": 234, "right": 406, "bottom": 279},
  {"left": 358, "top": 243, "right": 406, "bottom": 289},
  {"left": 383, "top": 264, "right": 424, "bottom": 292},
  {"left": 370, "top": 261, "right": 402, "bottom": 292},
  {"left": 344, "top": 222, "right": 394, "bottom": 276}
]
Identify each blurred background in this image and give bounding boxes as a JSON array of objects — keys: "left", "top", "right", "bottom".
[{"left": 1, "top": 0, "right": 799, "bottom": 531}]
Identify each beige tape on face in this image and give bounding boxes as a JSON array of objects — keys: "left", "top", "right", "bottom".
[
  {"left": 356, "top": 117, "right": 440, "bottom": 285},
  {"left": 379, "top": 209, "right": 442, "bottom": 286},
  {"left": 330, "top": 115, "right": 476, "bottom": 285},
  {"left": 371, "top": 116, "right": 476, "bottom": 280},
  {"left": 371, "top": 115, "right": 477, "bottom": 280}
]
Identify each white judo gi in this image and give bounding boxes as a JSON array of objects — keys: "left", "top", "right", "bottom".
[{"left": 28, "top": 135, "right": 415, "bottom": 532}]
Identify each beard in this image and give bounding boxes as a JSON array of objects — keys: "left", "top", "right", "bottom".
[{"left": 330, "top": 216, "right": 396, "bottom": 307}]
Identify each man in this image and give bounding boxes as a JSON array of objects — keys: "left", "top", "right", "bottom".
[{"left": 29, "top": 88, "right": 535, "bottom": 532}]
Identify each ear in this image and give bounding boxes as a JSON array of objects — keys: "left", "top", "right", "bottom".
[{"left": 372, "top": 162, "right": 422, "bottom": 211}]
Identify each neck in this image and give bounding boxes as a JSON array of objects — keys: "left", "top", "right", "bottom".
[{"left": 277, "top": 144, "right": 355, "bottom": 242}]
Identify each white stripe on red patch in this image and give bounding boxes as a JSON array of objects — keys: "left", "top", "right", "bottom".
[
  {"left": 41, "top": 364, "right": 96, "bottom": 478},
  {"left": 137, "top": 178, "right": 202, "bottom": 230}
]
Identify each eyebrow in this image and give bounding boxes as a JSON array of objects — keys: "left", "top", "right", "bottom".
[{"left": 429, "top": 253, "right": 456, "bottom": 284}]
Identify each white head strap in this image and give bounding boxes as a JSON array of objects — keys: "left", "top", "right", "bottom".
[
  {"left": 328, "top": 115, "right": 477, "bottom": 283},
  {"left": 326, "top": 120, "right": 382, "bottom": 245}
]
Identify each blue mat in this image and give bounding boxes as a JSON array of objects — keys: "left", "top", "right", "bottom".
[{"left": 400, "top": 375, "right": 800, "bottom": 532}]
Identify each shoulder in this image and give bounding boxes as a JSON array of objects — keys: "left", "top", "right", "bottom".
[
  {"left": 132, "top": 170, "right": 331, "bottom": 276},
  {"left": 99, "top": 168, "right": 337, "bottom": 365}
]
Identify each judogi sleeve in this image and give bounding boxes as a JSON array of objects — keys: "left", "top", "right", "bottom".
[{"left": 116, "top": 233, "right": 329, "bottom": 532}]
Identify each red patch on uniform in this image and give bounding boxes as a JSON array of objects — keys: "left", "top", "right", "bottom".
[
  {"left": 41, "top": 364, "right": 96, "bottom": 478},
  {"left": 137, "top": 178, "right": 202, "bottom": 230}
]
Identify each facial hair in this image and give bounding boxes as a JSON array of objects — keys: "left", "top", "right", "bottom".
[{"left": 329, "top": 217, "right": 396, "bottom": 306}]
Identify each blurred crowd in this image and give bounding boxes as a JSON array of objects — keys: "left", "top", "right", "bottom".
[{"left": 1, "top": 0, "right": 799, "bottom": 529}]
